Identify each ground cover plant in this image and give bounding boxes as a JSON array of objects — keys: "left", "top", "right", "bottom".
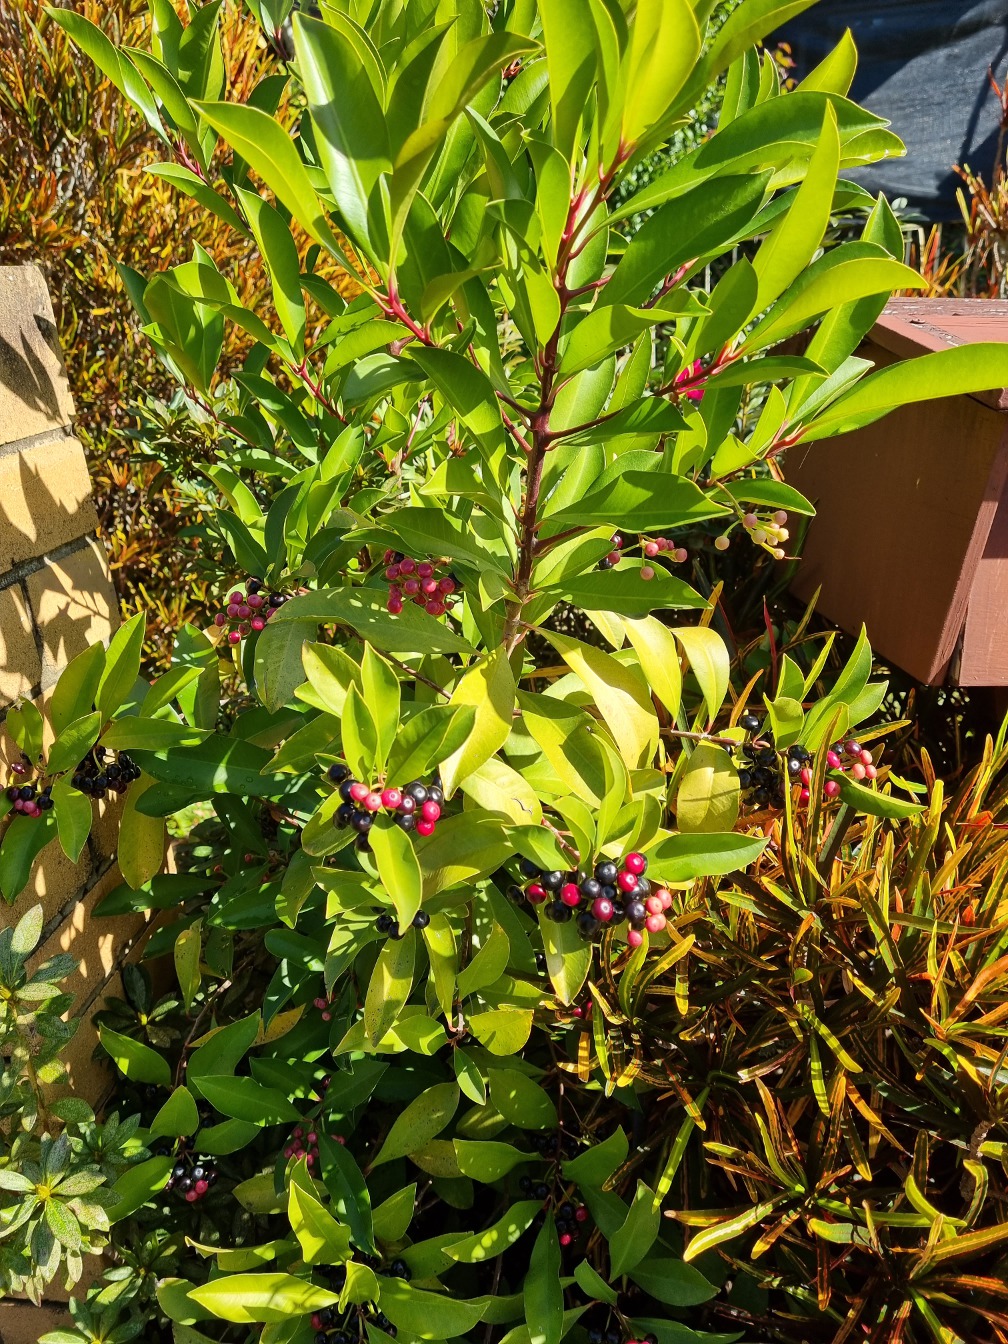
[{"left": 8, "top": 0, "right": 1008, "bottom": 1340}]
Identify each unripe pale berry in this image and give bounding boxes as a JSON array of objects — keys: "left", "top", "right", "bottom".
[
  {"left": 645, "top": 913, "right": 666, "bottom": 934},
  {"left": 777, "top": 528, "right": 790, "bottom": 541},
  {"left": 674, "top": 547, "right": 688, "bottom": 563},
  {"left": 752, "top": 528, "right": 767, "bottom": 544},
  {"left": 714, "top": 534, "right": 730, "bottom": 551},
  {"left": 851, "top": 762, "right": 867, "bottom": 781},
  {"left": 772, "top": 547, "right": 786, "bottom": 560},
  {"left": 743, "top": 513, "right": 758, "bottom": 529},
  {"left": 774, "top": 510, "right": 788, "bottom": 525},
  {"left": 640, "top": 566, "right": 655, "bottom": 580}
]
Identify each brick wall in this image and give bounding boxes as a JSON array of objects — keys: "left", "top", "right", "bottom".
[{"left": 0, "top": 265, "right": 159, "bottom": 1108}]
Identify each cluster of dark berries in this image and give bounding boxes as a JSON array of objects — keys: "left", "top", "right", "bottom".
[
  {"left": 518, "top": 1173, "right": 591, "bottom": 1248},
  {"left": 738, "top": 714, "right": 876, "bottom": 809},
  {"left": 6, "top": 770, "right": 52, "bottom": 818},
  {"left": 598, "top": 531, "right": 688, "bottom": 578},
  {"left": 212, "top": 578, "right": 288, "bottom": 644},
  {"left": 383, "top": 550, "right": 459, "bottom": 617},
  {"left": 72, "top": 749, "right": 141, "bottom": 800},
  {"left": 165, "top": 1153, "right": 218, "bottom": 1204},
  {"left": 311, "top": 1262, "right": 399, "bottom": 1342},
  {"left": 328, "top": 762, "right": 444, "bottom": 841},
  {"left": 375, "top": 909, "right": 430, "bottom": 938},
  {"left": 737, "top": 715, "right": 785, "bottom": 811},
  {"left": 513, "top": 853, "right": 671, "bottom": 948}
]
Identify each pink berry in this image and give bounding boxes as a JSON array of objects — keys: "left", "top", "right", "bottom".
[
  {"left": 438, "top": 577, "right": 456, "bottom": 595},
  {"left": 774, "top": 510, "right": 788, "bottom": 525},
  {"left": 625, "top": 852, "right": 646, "bottom": 875},
  {"left": 561, "top": 883, "right": 580, "bottom": 907},
  {"left": 185, "top": 1189, "right": 198, "bottom": 1202},
  {"left": 860, "top": 749, "right": 873, "bottom": 765},
  {"left": 403, "top": 578, "right": 420, "bottom": 595},
  {"left": 674, "top": 547, "right": 688, "bottom": 563},
  {"left": 213, "top": 612, "right": 227, "bottom": 627},
  {"left": 307, "top": 1132, "right": 317, "bottom": 1143},
  {"left": 247, "top": 593, "right": 264, "bottom": 608},
  {"left": 421, "top": 800, "right": 441, "bottom": 822},
  {"left": 823, "top": 780, "right": 840, "bottom": 798},
  {"left": 645, "top": 913, "right": 666, "bottom": 934},
  {"left": 617, "top": 870, "right": 638, "bottom": 893},
  {"left": 237, "top": 604, "right": 251, "bottom": 619},
  {"left": 656, "top": 888, "right": 673, "bottom": 910},
  {"left": 592, "top": 897, "right": 614, "bottom": 921},
  {"left": 305, "top": 1154, "right": 314, "bottom": 1167},
  {"left": 644, "top": 540, "right": 659, "bottom": 557},
  {"left": 575, "top": 1206, "right": 589, "bottom": 1223},
  {"left": 285, "top": 1145, "right": 294, "bottom": 1158},
  {"left": 527, "top": 883, "right": 546, "bottom": 904},
  {"left": 559, "top": 1233, "right": 572, "bottom": 1247},
  {"left": 382, "top": 788, "right": 402, "bottom": 810},
  {"left": 799, "top": 767, "right": 811, "bottom": 786},
  {"left": 314, "top": 997, "right": 326, "bottom": 1010},
  {"left": 743, "top": 513, "right": 758, "bottom": 529},
  {"left": 388, "top": 597, "right": 403, "bottom": 615},
  {"left": 851, "top": 762, "right": 867, "bottom": 781},
  {"left": 416, "top": 818, "right": 435, "bottom": 837},
  {"left": 229, "top": 590, "right": 243, "bottom": 604},
  {"left": 386, "top": 564, "right": 401, "bottom": 580},
  {"left": 606, "top": 551, "right": 621, "bottom": 566},
  {"left": 195, "top": 1179, "right": 208, "bottom": 1195},
  {"left": 294, "top": 1127, "right": 303, "bottom": 1138},
  {"left": 349, "top": 782, "right": 369, "bottom": 802},
  {"left": 826, "top": 750, "right": 842, "bottom": 769},
  {"left": 426, "top": 600, "right": 446, "bottom": 616},
  {"left": 640, "top": 566, "right": 655, "bottom": 580},
  {"left": 228, "top": 630, "right": 241, "bottom": 645},
  {"left": 321, "top": 1011, "right": 331, "bottom": 1022},
  {"left": 399, "top": 557, "right": 416, "bottom": 574},
  {"left": 418, "top": 561, "right": 434, "bottom": 579},
  {"left": 365, "top": 792, "right": 383, "bottom": 812},
  {"left": 865, "top": 764, "right": 878, "bottom": 780},
  {"left": 645, "top": 896, "right": 664, "bottom": 916},
  {"left": 13, "top": 799, "right": 23, "bottom": 812},
  {"left": 799, "top": 787, "right": 811, "bottom": 804},
  {"left": 251, "top": 616, "right": 265, "bottom": 631},
  {"left": 421, "top": 578, "right": 438, "bottom": 596},
  {"left": 627, "top": 929, "right": 644, "bottom": 948},
  {"left": 226, "top": 603, "right": 239, "bottom": 618}
]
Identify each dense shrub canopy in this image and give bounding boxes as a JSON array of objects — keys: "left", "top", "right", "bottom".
[{"left": 6, "top": 1, "right": 1008, "bottom": 1342}]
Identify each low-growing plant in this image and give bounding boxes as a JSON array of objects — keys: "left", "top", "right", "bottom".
[{"left": 10, "top": 0, "right": 1008, "bottom": 1339}]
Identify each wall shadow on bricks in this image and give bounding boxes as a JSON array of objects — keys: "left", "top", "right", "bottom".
[
  {"left": 0, "top": 449, "right": 95, "bottom": 572},
  {"left": 0, "top": 319, "right": 64, "bottom": 422}
]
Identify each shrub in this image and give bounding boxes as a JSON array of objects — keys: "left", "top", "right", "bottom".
[{"left": 9, "top": 0, "right": 1008, "bottom": 1340}]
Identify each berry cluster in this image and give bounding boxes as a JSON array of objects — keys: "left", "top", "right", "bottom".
[
  {"left": 587, "top": 1331, "right": 658, "bottom": 1344},
  {"left": 383, "top": 550, "right": 459, "bottom": 617},
  {"left": 6, "top": 778, "right": 52, "bottom": 817},
  {"left": 742, "top": 509, "right": 790, "bottom": 560},
  {"left": 283, "top": 1124, "right": 323, "bottom": 1167},
  {"left": 328, "top": 763, "right": 444, "bottom": 842},
  {"left": 312, "top": 995, "right": 334, "bottom": 1023},
  {"left": 737, "top": 715, "right": 878, "bottom": 810},
  {"left": 513, "top": 854, "right": 671, "bottom": 948},
  {"left": 310, "top": 1261, "right": 401, "bottom": 1342},
  {"left": 827, "top": 739, "right": 877, "bottom": 785},
  {"left": 212, "top": 578, "right": 289, "bottom": 644},
  {"left": 737, "top": 715, "right": 785, "bottom": 811},
  {"left": 375, "top": 909, "right": 430, "bottom": 938},
  {"left": 598, "top": 532, "right": 688, "bottom": 574},
  {"left": 165, "top": 1152, "right": 218, "bottom": 1204},
  {"left": 72, "top": 749, "right": 141, "bottom": 799}
]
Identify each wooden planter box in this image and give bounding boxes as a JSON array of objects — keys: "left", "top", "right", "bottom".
[{"left": 786, "top": 299, "right": 1008, "bottom": 686}]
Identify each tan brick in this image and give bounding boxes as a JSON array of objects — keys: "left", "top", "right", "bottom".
[
  {"left": 53, "top": 969, "right": 121, "bottom": 1104},
  {"left": 1, "top": 833, "right": 90, "bottom": 929},
  {"left": 0, "top": 436, "right": 98, "bottom": 570},
  {"left": 0, "top": 1300, "right": 72, "bottom": 1343},
  {"left": 0, "top": 264, "right": 75, "bottom": 447},
  {"left": 0, "top": 584, "right": 40, "bottom": 708},
  {"left": 90, "top": 790, "right": 126, "bottom": 863},
  {"left": 26, "top": 538, "right": 118, "bottom": 688},
  {"left": 29, "top": 865, "right": 147, "bottom": 1014}
]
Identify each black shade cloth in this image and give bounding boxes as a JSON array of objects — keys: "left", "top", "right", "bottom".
[{"left": 776, "top": 1, "right": 1008, "bottom": 220}]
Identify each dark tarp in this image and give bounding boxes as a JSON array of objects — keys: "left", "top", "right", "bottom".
[{"left": 776, "top": 1, "right": 1008, "bottom": 220}]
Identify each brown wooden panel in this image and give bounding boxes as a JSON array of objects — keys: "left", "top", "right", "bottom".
[
  {"left": 786, "top": 340, "right": 1008, "bottom": 684},
  {"left": 872, "top": 300, "right": 1008, "bottom": 410},
  {"left": 961, "top": 425, "right": 1008, "bottom": 684}
]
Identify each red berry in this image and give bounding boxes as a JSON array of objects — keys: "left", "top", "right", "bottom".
[
  {"left": 382, "top": 788, "right": 403, "bottom": 810},
  {"left": 237, "top": 604, "right": 251, "bottom": 619},
  {"left": 799, "top": 766, "right": 812, "bottom": 786},
  {"left": 592, "top": 897, "right": 614, "bottom": 921},
  {"left": 365, "top": 791, "right": 383, "bottom": 812},
  {"left": 527, "top": 883, "right": 546, "bottom": 903},
  {"left": 438, "top": 576, "right": 455, "bottom": 595},
  {"left": 247, "top": 593, "right": 264, "bottom": 608},
  {"left": 227, "top": 630, "right": 241, "bottom": 645},
  {"left": 388, "top": 597, "right": 403, "bottom": 614},
  {"left": 386, "top": 564, "right": 401, "bottom": 580},
  {"left": 195, "top": 1179, "right": 208, "bottom": 1194},
  {"left": 213, "top": 612, "right": 227, "bottom": 627},
  {"left": 645, "top": 913, "right": 665, "bottom": 934},
  {"left": 826, "top": 750, "right": 842, "bottom": 769},
  {"left": 252, "top": 616, "right": 266, "bottom": 631},
  {"left": 307, "top": 1131, "right": 317, "bottom": 1143},
  {"left": 421, "top": 800, "right": 441, "bottom": 822},
  {"left": 617, "top": 870, "right": 637, "bottom": 893},
  {"left": 860, "top": 749, "right": 873, "bottom": 766},
  {"left": 417, "top": 561, "right": 434, "bottom": 578},
  {"left": 560, "top": 883, "right": 580, "bottom": 907},
  {"left": 185, "top": 1189, "right": 198, "bottom": 1202},
  {"left": 321, "top": 1011, "right": 331, "bottom": 1022},
  {"left": 656, "top": 888, "right": 673, "bottom": 910},
  {"left": 865, "top": 764, "right": 878, "bottom": 780},
  {"left": 226, "top": 603, "right": 239, "bottom": 618},
  {"left": 559, "top": 1233, "right": 572, "bottom": 1246},
  {"left": 416, "top": 818, "right": 435, "bottom": 837},
  {"left": 349, "top": 782, "right": 369, "bottom": 802},
  {"left": 644, "top": 541, "right": 659, "bottom": 558},
  {"left": 399, "top": 557, "right": 416, "bottom": 574},
  {"left": 823, "top": 780, "right": 840, "bottom": 798},
  {"left": 421, "top": 577, "right": 438, "bottom": 596},
  {"left": 403, "top": 578, "right": 420, "bottom": 595},
  {"left": 575, "top": 1206, "right": 588, "bottom": 1223},
  {"left": 799, "top": 787, "right": 811, "bottom": 804},
  {"left": 627, "top": 928, "right": 644, "bottom": 948},
  {"left": 606, "top": 550, "right": 621, "bottom": 566},
  {"left": 229, "top": 590, "right": 243, "bottom": 604},
  {"left": 238, "top": 622, "right": 250, "bottom": 636},
  {"left": 425, "top": 599, "right": 445, "bottom": 615},
  {"left": 645, "top": 895, "right": 663, "bottom": 916},
  {"left": 624, "top": 852, "right": 647, "bottom": 875},
  {"left": 312, "top": 1315, "right": 323, "bottom": 1330}
]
